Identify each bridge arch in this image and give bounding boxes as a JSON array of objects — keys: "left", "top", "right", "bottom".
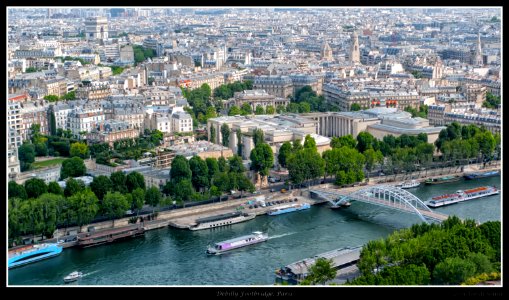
[{"left": 349, "top": 185, "right": 434, "bottom": 223}]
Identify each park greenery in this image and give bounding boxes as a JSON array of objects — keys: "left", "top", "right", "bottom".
[
  {"left": 110, "top": 66, "right": 125, "bottom": 75},
  {"left": 133, "top": 45, "right": 156, "bottom": 65},
  {"left": 43, "top": 91, "right": 76, "bottom": 102},
  {"left": 346, "top": 217, "right": 500, "bottom": 285},
  {"left": 482, "top": 92, "right": 501, "bottom": 109},
  {"left": 404, "top": 105, "right": 428, "bottom": 118}
]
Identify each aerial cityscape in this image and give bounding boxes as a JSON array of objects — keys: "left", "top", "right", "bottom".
[{"left": 7, "top": 7, "right": 501, "bottom": 286}]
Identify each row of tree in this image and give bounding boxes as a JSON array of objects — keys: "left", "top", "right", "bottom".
[
  {"left": 8, "top": 170, "right": 168, "bottom": 241},
  {"left": 347, "top": 217, "right": 500, "bottom": 285}
]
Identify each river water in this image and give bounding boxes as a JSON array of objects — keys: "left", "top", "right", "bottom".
[{"left": 8, "top": 176, "right": 501, "bottom": 286}]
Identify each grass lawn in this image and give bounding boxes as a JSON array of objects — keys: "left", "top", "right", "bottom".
[{"left": 32, "top": 158, "right": 66, "bottom": 169}]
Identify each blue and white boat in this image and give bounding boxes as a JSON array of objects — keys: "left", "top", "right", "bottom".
[
  {"left": 464, "top": 170, "right": 500, "bottom": 180},
  {"left": 8, "top": 243, "right": 63, "bottom": 269},
  {"left": 267, "top": 202, "right": 310, "bottom": 216}
]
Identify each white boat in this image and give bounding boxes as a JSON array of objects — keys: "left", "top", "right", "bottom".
[
  {"left": 206, "top": 231, "right": 268, "bottom": 255},
  {"left": 396, "top": 180, "right": 420, "bottom": 189},
  {"left": 64, "top": 271, "right": 83, "bottom": 283}
]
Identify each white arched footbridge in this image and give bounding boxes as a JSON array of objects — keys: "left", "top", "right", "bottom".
[{"left": 311, "top": 185, "right": 449, "bottom": 224}]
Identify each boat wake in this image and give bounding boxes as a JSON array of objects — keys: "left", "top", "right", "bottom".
[
  {"left": 82, "top": 269, "right": 102, "bottom": 277},
  {"left": 268, "top": 232, "right": 296, "bottom": 240}
]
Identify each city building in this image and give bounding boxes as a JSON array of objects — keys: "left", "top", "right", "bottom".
[
  {"left": 225, "top": 89, "right": 290, "bottom": 111},
  {"left": 86, "top": 119, "right": 140, "bottom": 146}
]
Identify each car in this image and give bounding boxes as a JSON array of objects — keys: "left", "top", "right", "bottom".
[
  {"left": 280, "top": 189, "right": 287, "bottom": 193},
  {"left": 270, "top": 188, "right": 275, "bottom": 192}
]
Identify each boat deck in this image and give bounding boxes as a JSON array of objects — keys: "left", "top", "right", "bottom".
[{"left": 284, "top": 246, "right": 363, "bottom": 276}]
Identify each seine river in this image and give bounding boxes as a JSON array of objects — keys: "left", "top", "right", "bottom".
[{"left": 8, "top": 176, "right": 501, "bottom": 286}]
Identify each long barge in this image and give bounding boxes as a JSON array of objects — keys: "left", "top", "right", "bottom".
[
  {"left": 77, "top": 224, "right": 145, "bottom": 248},
  {"left": 425, "top": 175, "right": 461, "bottom": 185},
  {"left": 424, "top": 186, "right": 499, "bottom": 208},
  {"left": 464, "top": 170, "right": 500, "bottom": 180},
  {"left": 275, "top": 246, "right": 362, "bottom": 284},
  {"left": 189, "top": 211, "right": 256, "bottom": 230}
]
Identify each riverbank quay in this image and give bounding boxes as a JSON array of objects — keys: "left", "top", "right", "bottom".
[{"left": 14, "top": 162, "right": 499, "bottom": 248}]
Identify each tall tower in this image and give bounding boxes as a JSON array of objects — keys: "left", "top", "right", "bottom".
[
  {"left": 474, "top": 31, "right": 483, "bottom": 66},
  {"left": 321, "top": 41, "right": 333, "bottom": 61},
  {"left": 350, "top": 31, "right": 360, "bottom": 64}
]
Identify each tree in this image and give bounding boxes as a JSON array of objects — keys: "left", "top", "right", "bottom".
[
  {"left": 131, "top": 188, "right": 145, "bottom": 216},
  {"left": 69, "top": 189, "right": 99, "bottom": 231},
  {"left": 209, "top": 126, "right": 216, "bottom": 143},
  {"left": 212, "top": 172, "right": 230, "bottom": 197},
  {"left": 90, "top": 175, "right": 113, "bottom": 200},
  {"left": 70, "top": 142, "right": 89, "bottom": 159},
  {"left": 172, "top": 179, "right": 193, "bottom": 203},
  {"left": 356, "top": 132, "right": 377, "bottom": 153},
  {"left": 351, "top": 103, "right": 362, "bottom": 111},
  {"left": 237, "top": 173, "right": 255, "bottom": 197},
  {"left": 103, "top": 192, "right": 130, "bottom": 227},
  {"left": 363, "top": 148, "right": 384, "bottom": 177},
  {"left": 253, "top": 128, "right": 265, "bottom": 146},
  {"left": 9, "top": 181, "right": 28, "bottom": 200},
  {"left": 292, "top": 139, "right": 303, "bottom": 152},
  {"left": 47, "top": 181, "right": 64, "bottom": 195},
  {"left": 286, "top": 102, "right": 300, "bottom": 113},
  {"left": 255, "top": 105, "right": 265, "bottom": 115},
  {"left": 24, "top": 178, "right": 48, "bottom": 199},
  {"left": 126, "top": 172, "right": 146, "bottom": 193},
  {"left": 287, "top": 148, "right": 325, "bottom": 187},
  {"left": 240, "top": 102, "right": 252, "bottom": 115},
  {"left": 25, "top": 66, "right": 39, "bottom": 73},
  {"left": 301, "top": 258, "right": 337, "bottom": 285},
  {"left": 299, "top": 102, "right": 311, "bottom": 113},
  {"left": 18, "top": 143, "right": 35, "bottom": 171},
  {"left": 221, "top": 123, "right": 230, "bottom": 147},
  {"left": 303, "top": 134, "right": 317, "bottom": 151},
  {"left": 61, "top": 91, "right": 76, "bottom": 100},
  {"left": 433, "top": 257, "right": 477, "bottom": 285},
  {"left": 205, "top": 157, "right": 219, "bottom": 183},
  {"left": 60, "top": 157, "right": 86, "bottom": 179},
  {"left": 35, "top": 142, "right": 48, "bottom": 157},
  {"left": 43, "top": 95, "right": 59, "bottom": 102},
  {"left": 278, "top": 142, "right": 292, "bottom": 168},
  {"left": 266, "top": 105, "right": 275, "bottom": 114},
  {"left": 170, "top": 155, "right": 192, "bottom": 184},
  {"left": 218, "top": 156, "right": 229, "bottom": 173},
  {"left": 228, "top": 105, "right": 241, "bottom": 116},
  {"left": 64, "top": 178, "right": 85, "bottom": 197},
  {"left": 228, "top": 154, "right": 246, "bottom": 173},
  {"left": 276, "top": 105, "right": 286, "bottom": 114},
  {"left": 250, "top": 143, "right": 274, "bottom": 189},
  {"left": 189, "top": 156, "right": 210, "bottom": 192},
  {"left": 110, "top": 171, "right": 127, "bottom": 194},
  {"left": 145, "top": 186, "right": 162, "bottom": 213},
  {"left": 331, "top": 135, "right": 357, "bottom": 149},
  {"left": 475, "top": 131, "right": 495, "bottom": 161}
]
